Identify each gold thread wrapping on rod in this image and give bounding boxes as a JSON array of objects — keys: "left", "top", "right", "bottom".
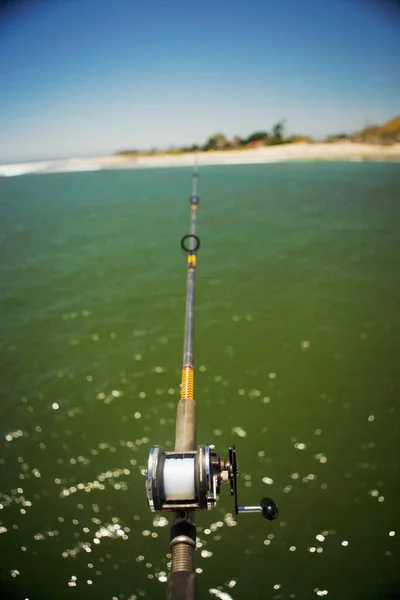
[
  {"left": 181, "top": 366, "right": 194, "bottom": 400},
  {"left": 187, "top": 254, "right": 196, "bottom": 272}
]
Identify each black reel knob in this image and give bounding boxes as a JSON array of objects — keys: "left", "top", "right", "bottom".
[{"left": 260, "top": 497, "right": 278, "bottom": 520}]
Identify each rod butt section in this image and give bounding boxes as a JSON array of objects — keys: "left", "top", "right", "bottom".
[{"left": 167, "top": 571, "right": 196, "bottom": 600}]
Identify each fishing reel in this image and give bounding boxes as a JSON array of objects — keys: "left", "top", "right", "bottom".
[{"left": 146, "top": 444, "right": 278, "bottom": 520}]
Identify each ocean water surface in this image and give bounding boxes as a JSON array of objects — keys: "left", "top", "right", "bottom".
[{"left": 0, "top": 162, "right": 399, "bottom": 600}]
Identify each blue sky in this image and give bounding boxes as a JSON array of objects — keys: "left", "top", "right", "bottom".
[{"left": 0, "top": 0, "right": 399, "bottom": 162}]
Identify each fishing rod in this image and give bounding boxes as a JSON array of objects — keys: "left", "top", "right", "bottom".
[{"left": 146, "top": 168, "right": 278, "bottom": 600}]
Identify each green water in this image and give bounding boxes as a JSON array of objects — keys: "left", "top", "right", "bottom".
[{"left": 0, "top": 162, "right": 399, "bottom": 600}]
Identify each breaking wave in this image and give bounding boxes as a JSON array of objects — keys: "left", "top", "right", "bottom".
[{"left": 0, "top": 158, "right": 103, "bottom": 177}]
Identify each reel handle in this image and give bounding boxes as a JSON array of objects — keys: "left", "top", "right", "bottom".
[
  {"left": 237, "top": 497, "right": 278, "bottom": 520},
  {"left": 228, "top": 446, "right": 278, "bottom": 520}
]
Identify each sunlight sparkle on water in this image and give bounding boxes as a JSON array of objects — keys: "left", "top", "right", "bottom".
[
  {"left": 294, "top": 443, "right": 307, "bottom": 450},
  {"left": 262, "top": 477, "right": 274, "bottom": 485},
  {"left": 209, "top": 589, "right": 233, "bottom": 600},
  {"left": 231, "top": 426, "right": 247, "bottom": 438}
]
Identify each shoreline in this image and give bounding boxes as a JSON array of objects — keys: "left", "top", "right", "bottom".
[
  {"left": 1, "top": 142, "right": 400, "bottom": 177},
  {"left": 90, "top": 141, "right": 400, "bottom": 168}
]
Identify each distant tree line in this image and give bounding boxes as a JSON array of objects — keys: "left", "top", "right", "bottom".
[
  {"left": 115, "top": 115, "right": 400, "bottom": 157},
  {"left": 198, "top": 121, "right": 289, "bottom": 151},
  {"left": 324, "top": 115, "right": 400, "bottom": 145},
  {"left": 115, "top": 121, "right": 313, "bottom": 156}
]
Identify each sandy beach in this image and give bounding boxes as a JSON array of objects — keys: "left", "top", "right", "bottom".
[
  {"left": 89, "top": 142, "right": 400, "bottom": 170},
  {"left": 1, "top": 142, "right": 400, "bottom": 177}
]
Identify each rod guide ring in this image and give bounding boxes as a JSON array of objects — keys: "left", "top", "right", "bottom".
[{"left": 180, "top": 234, "right": 200, "bottom": 253}]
